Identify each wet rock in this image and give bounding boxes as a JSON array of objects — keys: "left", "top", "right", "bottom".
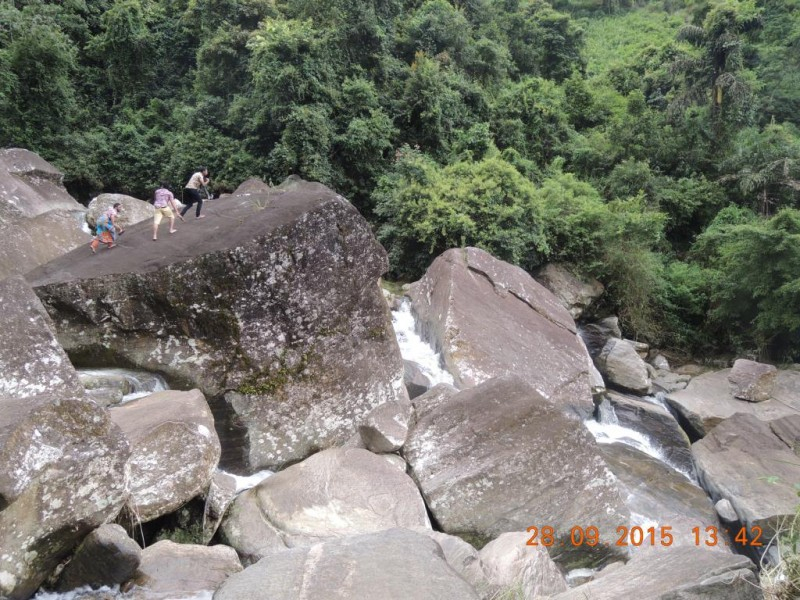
[
  {"left": 0, "top": 276, "right": 84, "bottom": 400},
  {"left": 109, "top": 390, "right": 220, "bottom": 522},
  {"left": 56, "top": 524, "right": 141, "bottom": 591},
  {"left": 728, "top": 358, "right": 777, "bottom": 402},
  {"left": 408, "top": 247, "right": 594, "bottom": 415},
  {"left": 404, "top": 360, "right": 433, "bottom": 399},
  {"left": 550, "top": 547, "right": 759, "bottom": 599},
  {"left": 404, "top": 375, "right": 629, "bottom": 569},
  {"left": 128, "top": 540, "right": 241, "bottom": 599},
  {"left": 534, "top": 263, "right": 604, "bottom": 320},
  {"left": 0, "top": 397, "right": 129, "bottom": 599},
  {"left": 29, "top": 179, "right": 407, "bottom": 470},
  {"left": 214, "top": 528, "right": 480, "bottom": 600}
]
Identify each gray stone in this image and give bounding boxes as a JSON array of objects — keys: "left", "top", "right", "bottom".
[
  {"left": 202, "top": 471, "right": 238, "bottom": 544},
  {"left": 109, "top": 390, "right": 220, "bottom": 522},
  {"left": 404, "top": 359, "right": 433, "bottom": 399},
  {"left": 599, "top": 443, "right": 721, "bottom": 550},
  {"left": 408, "top": 247, "right": 594, "bottom": 415},
  {"left": 0, "top": 276, "right": 84, "bottom": 400},
  {"left": 579, "top": 317, "right": 621, "bottom": 358},
  {"left": 0, "top": 148, "right": 85, "bottom": 217},
  {"left": 728, "top": 358, "right": 777, "bottom": 402},
  {"left": 650, "top": 354, "right": 670, "bottom": 371},
  {"left": 596, "top": 339, "right": 651, "bottom": 395},
  {"left": 550, "top": 547, "right": 760, "bottom": 600},
  {"left": 56, "top": 524, "right": 141, "bottom": 591},
  {"left": 651, "top": 370, "right": 691, "bottom": 393},
  {"left": 358, "top": 400, "right": 412, "bottom": 453},
  {"left": 419, "top": 530, "right": 487, "bottom": 593},
  {"left": 410, "top": 383, "right": 459, "bottom": 421},
  {"left": 770, "top": 414, "right": 800, "bottom": 455},
  {"left": 129, "top": 540, "right": 242, "bottom": 599},
  {"left": 534, "top": 263, "right": 604, "bottom": 320},
  {"left": 479, "top": 532, "right": 568, "bottom": 599},
  {"left": 692, "top": 413, "right": 800, "bottom": 538},
  {"left": 86, "top": 193, "right": 153, "bottom": 230},
  {"left": 716, "top": 499, "right": 739, "bottom": 523},
  {"left": 0, "top": 397, "right": 129, "bottom": 599},
  {"left": 667, "top": 368, "right": 800, "bottom": 437},
  {"left": 221, "top": 448, "right": 428, "bottom": 557},
  {"left": 29, "top": 180, "right": 407, "bottom": 471},
  {"left": 213, "top": 528, "right": 480, "bottom": 600},
  {"left": 404, "top": 375, "right": 629, "bottom": 568}
]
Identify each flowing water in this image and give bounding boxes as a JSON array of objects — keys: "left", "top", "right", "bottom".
[
  {"left": 391, "top": 300, "right": 454, "bottom": 386},
  {"left": 78, "top": 368, "right": 168, "bottom": 403}
]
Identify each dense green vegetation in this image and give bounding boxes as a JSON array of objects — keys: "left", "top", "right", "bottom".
[{"left": 1, "top": 0, "right": 799, "bottom": 360}]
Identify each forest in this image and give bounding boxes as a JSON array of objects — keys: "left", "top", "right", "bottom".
[{"left": 1, "top": 0, "right": 799, "bottom": 361}]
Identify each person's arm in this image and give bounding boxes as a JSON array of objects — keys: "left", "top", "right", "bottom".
[{"left": 170, "top": 196, "right": 185, "bottom": 221}]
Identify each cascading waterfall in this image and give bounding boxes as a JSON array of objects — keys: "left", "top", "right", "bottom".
[
  {"left": 391, "top": 300, "right": 454, "bottom": 386},
  {"left": 78, "top": 368, "right": 168, "bottom": 403}
]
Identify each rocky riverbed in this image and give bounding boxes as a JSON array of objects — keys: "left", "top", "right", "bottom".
[{"left": 1, "top": 151, "right": 797, "bottom": 599}]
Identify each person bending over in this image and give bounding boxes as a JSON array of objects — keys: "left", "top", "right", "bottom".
[
  {"left": 181, "top": 167, "right": 209, "bottom": 219},
  {"left": 153, "top": 182, "right": 184, "bottom": 240}
]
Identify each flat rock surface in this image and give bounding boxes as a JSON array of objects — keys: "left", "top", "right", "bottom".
[{"left": 667, "top": 368, "right": 800, "bottom": 436}]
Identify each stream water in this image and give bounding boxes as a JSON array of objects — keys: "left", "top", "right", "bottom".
[{"left": 391, "top": 300, "right": 454, "bottom": 386}]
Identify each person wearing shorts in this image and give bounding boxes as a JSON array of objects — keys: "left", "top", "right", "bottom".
[{"left": 153, "top": 182, "right": 184, "bottom": 240}]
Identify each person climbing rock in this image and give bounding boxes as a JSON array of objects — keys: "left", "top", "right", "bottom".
[
  {"left": 152, "top": 182, "right": 184, "bottom": 240},
  {"left": 90, "top": 203, "right": 123, "bottom": 253},
  {"left": 181, "top": 167, "right": 210, "bottom": 219}
]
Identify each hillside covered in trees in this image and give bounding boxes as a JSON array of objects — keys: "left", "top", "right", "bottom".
[{"left": 1, "top": 0, "right": 799, "bottom": 361}]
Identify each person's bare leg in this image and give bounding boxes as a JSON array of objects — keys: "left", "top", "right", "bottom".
[{"left": 153, "top": 220, "right": 158, "bottom": 240}]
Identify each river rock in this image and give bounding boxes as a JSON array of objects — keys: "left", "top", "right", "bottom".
[
  {"left": 28, "top": 179, "right": 407, "bottom": 470},
  {"left": 56, "top": 524, "right": 141, "bottom": 591},
  {"left": 213, "top": 528, "right": 480, "bottom": 600},
  {"left": 419, "top": 530, "right": 487, "bottom": 592},
  {"left": 769, "top": 414, "right": 800, "bottom": 455},
  {"left": 667, "top": 368, "right": 800, "bottom": 437},
  {"left": 408, "top": 247, "right": 594, "bottom": 415},
  {"left": 0, "top": 149, "right": 90, "bottom": 279},
  {"left": 358, "top": 400, "right": 412, "bottom": 452},
  {"left": 595, "top": 339, "right": 651, "bottom": 395},
  {"left": 598, "top": 443, "right": 720, "bottom": 550},
  {"left": 218, "top": 486, "right": 286, "bottom": 565},
  {"left": 128, "top": 540, "right": 242, "bottom": 599},
  {"left": 728, "top": 358, "right": 777, "bottom": 402},
  {"left": 404, "top": 375, "right": 629, "bottom": 568},
  {"left": 715, "top": 499, "right": 739, "bottom": 523},
  {"left": 479, "top": 532, "right": 568, "bottom": 599},
  {"left": 0, "top": 276, "right": 84, "bottom": 399},
  {"left": 221, "top": 448, "right": 428, "bottom": 555},
  {"left": 404, "top": 359, "right": 433, "bottom": 399},
  {"left": 0, "top": 397, "right": 129, "bottom": 599},
  {"left": 650, "top": 353, "right": 670, "bottom": 371},
  {"left": 579, "top": 317, "right": 621, "bottom": 358},
  {"left": 692, "top": 413, "right": 800, "bottom": 538},
  {"left": 108, "top": 389, "right": 220, "bottom": 522},
  {"left": 202, "top": 471, "right": 238, "bottom": 544},
  {"left": 604, "top": 391, "right": 693, "bottom": 475},
  {"left": 410, "top": 382, "right": 459, "bottom": 420},
  {"left": 534, "top": 263, "right": 604, "bottom": 320},
  {"left": 550, "top": 546, "right": 759, "bottom": 599},
  {"left": 86, "top": 193, "right": 153, "bottom": 229}
]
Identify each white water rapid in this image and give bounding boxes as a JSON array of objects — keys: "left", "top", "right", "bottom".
[{"left": 391, "top": 300, "right": 454, "bottom": 386}]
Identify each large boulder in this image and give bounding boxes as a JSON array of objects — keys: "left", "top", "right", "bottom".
[
  {"left": 213, "top": 528, "right": 481, "bottom": 600},
  {"left": 692, "top": 413, "right": 800, "bottom": 539},
  {"left": 0, "top": 276, "right": 84, "bottom": 399},
  {"left": 728, "top": 358, "right": 777, "bottom": 402},
  {"left": 27, "top": 179, "right": 407, "bottom": 470},
  {"left": 55, "top": 524, "right": 141, "bottom": 592},
  {"left": 128, "top": 540, "right": 242, "bottom": 599},
  {"left": 667, "top": 368, "right": 800, "bottom": 437},
  {"left": 0, "top": 149, "right": 90, "bottom": 280},
  {"left": 221, "top": 448, "right": 428, "bottom": 556},
  {"left": 0, "top": 396, "right": 129, "bottom": 599},
  {"left": 86, "top": 193, "right": 154, "bottom": 230},
  {"left": 534, "top": 263, "right": 604, "bottom": 320},
  {"left": 595, "top": 338, "right": 651, "bottom": 395},
  {"left": 407, "top": 247, "right": 594, "bottom": 415},
  {"left": 550, "top": 547, "right": 760, "bottom": 600},
  {"left": 108, "top": 389, "right": 220, "bottom": 522},
  {"left": 404, "top": 375, "right": 629, "bottom": 568}
]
